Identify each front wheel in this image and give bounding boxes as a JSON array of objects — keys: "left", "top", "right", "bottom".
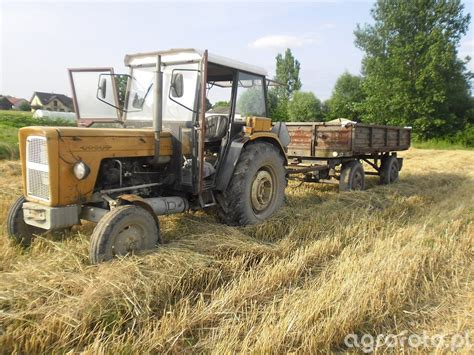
[
  {"left": 7, "top": 196, "right": 46, "bottom": 247},
  {"left": 217, "top": 142, "right": 286, "bottom": 226},
  {"left": 89, "top": 205, "right": 160, "bottom": 264}
]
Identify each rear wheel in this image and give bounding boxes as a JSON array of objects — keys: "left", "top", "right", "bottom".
[
  {"left": 7, "top": 196, "right": 46, "bottom": 247},
  {"left": 339, "top": 160, "right": 365, "bottom": 191},
  {"left": 217, "top": 142, "right": 286, "bottom": 225},
  {"left": 89, "top": 205, "right": 159, "bottom": 264},
  {"left": 380, "top": 156, "right": 399, "bottom": 184}
]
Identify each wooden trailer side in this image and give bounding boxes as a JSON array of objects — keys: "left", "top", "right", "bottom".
[
  {"left": 286, "top": 122, "right": 411, "bottom": 158},
  {"left": 352, "top": 124, "right": 411, "bottom": 154}
]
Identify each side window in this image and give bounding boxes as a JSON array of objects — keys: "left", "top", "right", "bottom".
[{"left": 235, "top": 72, "right": 266, "bottom": 118}]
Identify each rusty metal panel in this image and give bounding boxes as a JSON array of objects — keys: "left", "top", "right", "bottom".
[
  {"left": 287, "top": 125, "right": 313, "bottom": 156},
  {"left": 311, "top": 125, "right": 353, "bottom": 158},
  {"left": 285, "top": 122, "right": 411, "bottom": 158}
]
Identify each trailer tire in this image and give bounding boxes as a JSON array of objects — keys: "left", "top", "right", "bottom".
[
  {"left": 380, "top": 156, "right": 399, "bottom": 185},
  {"left": 89, "top": 205, "right": 159, "bottom": 264},
  {"left": 217, "top": 142, "right": 286, "bottom": 226},
  {"left": 7, "top": 196, "right": 46, "bottom": 247},
  {"left": 339, "top": 160, "right": 365, "bottom": 192}
]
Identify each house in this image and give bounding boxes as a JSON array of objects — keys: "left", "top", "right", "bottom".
[
  {"left": 0, "top": 96, "right": 13, "bottom": 110},
  {"left": 30, "top": 92, "right": 74, "bottom": 112},
  {"left": 7, "top": 96, "right": 29, "bottom": 110}
]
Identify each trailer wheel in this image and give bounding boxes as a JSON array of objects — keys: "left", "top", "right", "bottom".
[
  {"left": 7, "top": 196, "right": 46, "bottom": 247},
  {"left": 380, "top": 156, "right": 399, "bottom": 185},
  {"left": 217, "top": 142, "right": 286, "bottom": 226},
  {"left": 89, "top": 205, "right": 159, "bottom": 264},
  {"left": 339, "top": 160, "right": 365, "bottom": 192}
]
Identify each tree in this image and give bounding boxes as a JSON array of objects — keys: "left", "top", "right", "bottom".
[
  {"left": 326, "top": 72, "right": 365, "bottom": 121},
  {"left": 236, "top": 88, "right": 265, "bottom": 116},
  {"left": 267, "top": 90, "right": 289, "bottom": 121},
  {"left": 274, "top": 48, "right": 302, "bottom": 101},
  {"left": 288, "top": 91, "right": 323, "bottom": 122},
  {"left": 205, "top": 98, "right": 212, "bottom": 111},
  {"left": 268, "top": 48, "right": 302, "bottom": 121},
  {"left": 18, "top": 101, "right": 31, "bottom": 112},
  {"left": 212, "top": 100, "right": 230, "bottom": 109},
  {"left": 355, "top": 0, "right": 472, "bottom": 139}
]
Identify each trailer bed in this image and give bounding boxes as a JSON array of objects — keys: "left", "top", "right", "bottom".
[{"left": 285, "top": 120, "right": 411, "bottom": 159}]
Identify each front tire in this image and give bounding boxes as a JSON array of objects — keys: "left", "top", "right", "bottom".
[
  {"left": 217, "top": 142, "right": 286, "bottom": 226},
  {"left": 7, "top": 196, "right": 46, "bottom": 247},
  {"left": 89, "top": 205, "right": 160, "bottom": 264}
]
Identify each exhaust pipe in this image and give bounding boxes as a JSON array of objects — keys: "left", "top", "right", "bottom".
[
  {"left": 152, "top": 55, "right": 163, "bottom": 163},
  {"left": 144, "top": 196, "right": 189, "bottom": 215},
  {"left": 81, "top": 196, "right": 189, "bottom": 223}
]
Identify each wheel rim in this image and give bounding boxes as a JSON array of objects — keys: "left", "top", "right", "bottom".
[
  {"left": 251, "top": 168, "right": 275, "bottom": 213},
  {"left": 389, "top": 164, "right": 398, "bottom": 182},
  {"left": 113, "top": 223, "right": 146, "bottom": 256},
  {"left": 352, "top": 171, "right": 364, "bottom": 190}
]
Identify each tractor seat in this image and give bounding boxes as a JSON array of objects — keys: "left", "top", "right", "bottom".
[{"left": 205, "top": 114, "right": 229, "bottom": 142}]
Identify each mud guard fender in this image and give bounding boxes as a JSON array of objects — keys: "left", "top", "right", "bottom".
[
  {"left": 215, "top": 135, "right": 287, "bottom": 192},
  {"left": 215, "top": 140, "right": 245, "bottom": 191}
]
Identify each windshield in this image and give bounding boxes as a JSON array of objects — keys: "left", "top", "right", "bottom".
[{"left": 125, "top": 62, "right": 199, "bottom": 123}]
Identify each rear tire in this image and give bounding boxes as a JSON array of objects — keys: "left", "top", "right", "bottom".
[
  {"left": 217, "top": 142, "right": 286, "bottom": 226},
  {"left": 89, "top": 205, "right": 159, "bottom": 264},
  {"left": 7, "top": 196, "right": 46, "bottom": 247},
  {"left": 380, "top": 156, "right": 399, "bottom": 185},
  {"left": 339, "top": 160, "right": 365, "bottom": 191}
]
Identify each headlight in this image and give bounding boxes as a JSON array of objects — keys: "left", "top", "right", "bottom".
[{"left": 73, "top": 161, "right": 90, "bottom": 180}]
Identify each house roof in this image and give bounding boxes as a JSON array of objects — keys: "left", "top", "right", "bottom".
[
  {"left": 6, "top": 96, "right": 27, "bottom": 105},
  {"left": 31, "top": 91, "right": 73, "bottom": 109}
]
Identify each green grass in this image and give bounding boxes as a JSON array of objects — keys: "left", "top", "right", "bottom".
[
  {"left": 413, "top": 139, "right": 474, "bottom": 151},
  {"left": 0, "top": 110, "right": 75, "bottom": 160}
]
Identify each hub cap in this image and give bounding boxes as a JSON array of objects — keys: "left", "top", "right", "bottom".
[
  {"left": 113, "top": 224, "right": 145, "bottom": 255},
  {"left": 352, "top": 171, "right": 364, "bottom": 190},
  {"left": 251, "top": 169, "right": 274, "bottom": 212},
  {"left": 390, "top": 164, "right": 399, "bottom": 182}
]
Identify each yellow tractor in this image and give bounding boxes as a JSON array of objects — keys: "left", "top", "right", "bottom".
[{"left": 7, "top": 49, "right": 289, "bottom": 263}]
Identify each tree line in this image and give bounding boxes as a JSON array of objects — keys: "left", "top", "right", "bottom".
[{"left": 266, "top": 0, "right": 473, "bottom": 145}]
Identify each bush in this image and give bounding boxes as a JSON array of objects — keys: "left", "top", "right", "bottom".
[{"left": 18, "top": 102, "right": 31, "bottom": 111}]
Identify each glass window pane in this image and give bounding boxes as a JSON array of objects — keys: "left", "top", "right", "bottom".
[
  {"left": 235, "top": 72, "right": 266, "bottom": 118},
  {"left": 125, "top": 62, "right": 199, "bottom": 123},
  {"left": 71, "top": 70, "right": 119, "bottom": 120}
]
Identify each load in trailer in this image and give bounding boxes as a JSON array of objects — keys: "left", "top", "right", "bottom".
[{"left": 7, "top": 49, "right": 411, "bottom": 264}]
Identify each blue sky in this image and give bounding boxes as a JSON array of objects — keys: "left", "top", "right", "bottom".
[{"left": 1, "top": 0, "right": 473, "bottom": 102}]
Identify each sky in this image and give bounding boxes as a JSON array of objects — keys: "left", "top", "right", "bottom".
[{"left": 0, "top": 0, "right": 473, "bottom": 102}]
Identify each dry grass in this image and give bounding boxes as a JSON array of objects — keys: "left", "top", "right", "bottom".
[{"left": 0, "top": 148, "right": 473, "bottom": 353}]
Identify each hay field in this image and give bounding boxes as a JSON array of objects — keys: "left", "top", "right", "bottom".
[{"left": 0, "top": 148, "right": 473, "bottom": 353}]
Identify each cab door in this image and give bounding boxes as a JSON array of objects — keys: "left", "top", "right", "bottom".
[{"left": 68, "top": 68, "right": 122, "bottom": 126}]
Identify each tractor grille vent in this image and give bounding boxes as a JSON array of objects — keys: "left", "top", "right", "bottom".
[{"left": 26, "top": 136, "right": 50, "bottom": 201}]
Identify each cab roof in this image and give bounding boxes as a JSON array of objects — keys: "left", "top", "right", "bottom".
[{"left": 124, "top": 48, "right": 268, "bottom": 77}]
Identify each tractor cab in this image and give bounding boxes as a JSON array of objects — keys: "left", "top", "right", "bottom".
[{"left": 68, "top": 49, "right": 272, "bottom": 195}]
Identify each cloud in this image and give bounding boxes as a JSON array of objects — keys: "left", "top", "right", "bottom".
[
  {"left": 320, "top": 23, "right": 336, "bottom": 30},
  {"left": 249, "top": 34, "right": 320, "bottom": 49}
]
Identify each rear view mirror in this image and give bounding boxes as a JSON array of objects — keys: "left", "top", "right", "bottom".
[
  {"left": 96, "top": 74, "right": 116, "bottom": 106},
  {"left": 98, "top": 77, "right": 107, "bottom": 99},
  {"left": 132, "top": 93, "right": 145, "bottom": 109},
  {"left": 170, "top": 73, "right": 184, "bottom": 98}
]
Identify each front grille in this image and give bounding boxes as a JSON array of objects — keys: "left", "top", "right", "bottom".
[{"left": 26, "top": 136, "right": 50, "bottom": 201}]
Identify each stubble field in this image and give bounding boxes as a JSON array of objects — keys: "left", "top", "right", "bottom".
[{"left": 0, "top": 148, "right": 473, "bottom": 353}]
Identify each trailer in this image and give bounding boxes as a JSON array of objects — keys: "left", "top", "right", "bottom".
[{"left": 284, "top": 119, "right": 412, "bottom": 190}]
